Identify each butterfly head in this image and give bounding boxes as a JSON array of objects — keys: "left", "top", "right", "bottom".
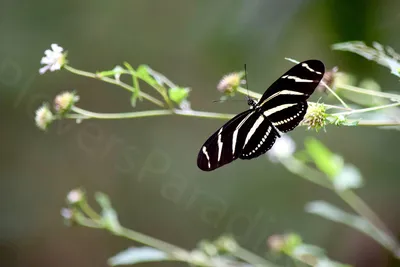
[{"left": 247, "top": 97, "right": 257, "bottom": 109}]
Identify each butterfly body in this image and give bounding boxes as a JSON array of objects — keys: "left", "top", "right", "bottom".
[{"left": 197, "top": 60, "right": 325, "bottom": 171}]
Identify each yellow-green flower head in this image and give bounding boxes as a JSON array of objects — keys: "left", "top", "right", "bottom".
[
  {"left": 217, "top": 72, "right": 244, "bottom": 94},
  {"left": 303, "top": 103, "right": 327, "bottom": 131}
]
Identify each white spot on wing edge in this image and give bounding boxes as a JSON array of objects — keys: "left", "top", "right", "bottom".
[
  {"left": 244, "top": 116, "right": 264, "bottom": 146},
  {"left": 232, "top": 128, "right": 239, "bottom": 155},
  {"left": 217, "top": 128, "right": 223, "bottom": 163},
  {"left": 301, "top": 63, "right": 322, "bottom": 74},
  {"left": 202, "top": 146, "right": 211, "bottom": 169},
  {"left": 284, "top": 76, "right": 315, "bottom": 83},
  {"left": 261, "top": 90, "right": 305, "bottom": 105}
]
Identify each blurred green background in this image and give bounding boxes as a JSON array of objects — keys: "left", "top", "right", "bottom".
[{"left": 1, "top": 0, "right": 400, "bottom": 266}]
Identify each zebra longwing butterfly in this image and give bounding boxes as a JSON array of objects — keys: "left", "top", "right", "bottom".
[{"left": 197, "top": 60, "right": 325, "bottom": 171}]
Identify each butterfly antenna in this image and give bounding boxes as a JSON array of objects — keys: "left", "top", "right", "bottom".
[
  {"left": 244, "top": 64, "right": 254, "bottom": 107},
  {"left": 244, "top": 64, "right": 249, "bottom": 96}
]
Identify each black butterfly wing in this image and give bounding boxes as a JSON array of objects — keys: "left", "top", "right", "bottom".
[
  {"left": 257, "top": 60, "right": 325, "bottom": 132},
  {"left": 239, "top": 111, "right": 280, "bottom": 159},
  {"left": 198, "top": 109, "right": 264, "bottom": 171}
]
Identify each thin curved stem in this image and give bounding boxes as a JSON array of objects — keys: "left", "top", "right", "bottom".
[
  {"left": 64, "top": 65, "right": 164, "bottom": 107},
  {"left": 69, "top": 106, "right": 236, "bottom": 121},
  {"left": 337, "top": 83, "right": 400, "bottom": 101},
  {"left": 356, "top": 120, "right": 400, "bottom": 127},
  {"left": 234, "top": 246, "right": 280, "bottom": 267},
  {"left": 70, "top": 106, "right": 173, "bottom": 119},
  {"left": 332, "top": 102, "right": 400, "bottom": 116},
  {"left": 321, "top": 81, "right": 349, "bottom": 109}
]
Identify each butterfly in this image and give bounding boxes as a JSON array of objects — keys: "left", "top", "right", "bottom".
[{"left": 197, "top": 60, "right": 325, "bottom": 171}]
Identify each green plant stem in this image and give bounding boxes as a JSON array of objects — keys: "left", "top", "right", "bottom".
[
  {"left": 235, "top": 246, "right": 281, "bottom": 267},
  {"left": 76, "top": 203, "right": 277, "bottom": 267},
  {"left": 332, "top": 102, "right": 400, "bottom": 116},
  {"left": 337, "top": 83, "right": 400, "bottom": 101},
  {"left": 68, "top": 106, "right": 236, "bottom": 120},
  {"left": 355, "top": 120, "right": 400, "bottom": 127},
  {"left": 64, "top": 65, "right": 164, "bottom": 107},
  {"left": 75, "top": 214, "right": 103, "bottom": 229},
  {"left": 80, "top": 201, "right": 102, "bottom": 221},
  {"left": 118, "top": 227, "right": 186, "bottom": 256},
  {"left": 68, "top": 106, "right": 400, "bottom": 129},
  {"left": 320, "top": 81, "right": 349, "bottom": 109}
]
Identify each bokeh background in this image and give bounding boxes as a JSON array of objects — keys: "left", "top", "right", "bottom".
[{"left": 1, "top": 0, "right": 400, "bottom": 266}]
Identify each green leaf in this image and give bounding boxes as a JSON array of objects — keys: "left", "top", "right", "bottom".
[
  {"left": 327, "top": 115, "right": 359, "bottom": 127},
  {"left": 123, "top": 62, "right": 141, "bottom": 107},
  {"left": 333, "top": 164, "right": 363, "bottom": 191},
  {"left": 136, "top": 65, "right": 157, "bottom": 86},
  {"left": 304, "top": 138, "right": 343, "bottom": 178},
  {"left": 108, "top": 247, "right": 169, "bottom": 266},
  {"left": 95, "top": 192, "right": 121, "bottom": 233},
  {"left": 168, "top": 87, "right": 190, "bottom": 104},
  {"left": 282, "top": 233, "right": 302, "bottom": 254}
]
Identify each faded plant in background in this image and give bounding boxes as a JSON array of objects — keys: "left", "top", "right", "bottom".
[{"left": 36, "top": 41, "right": 400, "bottom": 266}]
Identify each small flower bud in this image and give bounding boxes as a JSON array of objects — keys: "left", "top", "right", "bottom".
[
  {"left": 217, "top": 72, "right": 244, "bottom": 94},
  {"left": 60, "top": 208, "right": 75, "bottom": 226},
  {"left": 66, "top": 188, "right": 85, "bottom": 205},
  {"left": 35, "top": 104, "right": 54, "bottom": 130},
  {"left": 61, "top": 208, "right": 73, "bottom": 220},
  {"left": 199, "top": 240, "right": 218, "bottom": 256},
  {"left": 303, "top": 103, "right": 327, "bottom": 132},
  {"left": 54, "top": 91, "right": 79, "bottom": 113},
  {"left": 267, "top": 235, "right": 285, "bottom": 252},
  {"left": 214, "top": 236, "right": 238, "bottom": 253},
  {"left": 189, "top": 250, "right": 209, "bottom": 266},
  {"left": 316, "top": 67, "right": 338, "bottom": 93}
]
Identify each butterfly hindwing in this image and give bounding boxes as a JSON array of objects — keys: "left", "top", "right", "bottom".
[{"left": 239, "top": 112, "right": 279, "bottom": 159}]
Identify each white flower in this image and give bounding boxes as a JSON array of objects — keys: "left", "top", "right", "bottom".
[
  {"left": 267, "top": 135, "right": 296, "bottom": 163},
  {"left": 39, "top": 43, "right": 66, "bottom": 74},
  {"left": 35, "top": 104, "right": 54, "bottom": 130}
]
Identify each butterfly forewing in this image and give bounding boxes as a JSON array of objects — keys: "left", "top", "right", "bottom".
[
  {"left": 197, "top": 59, "right": 325, "bottom": 171},
  {"left": 258, "top": 60, "right": 324, "bottom": 132},
  {"left": 197, "top": 110, "right": 253, "bottom": 171},
  {"left": 258, "top": 60, "right": 324, "bottom": 104}
]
